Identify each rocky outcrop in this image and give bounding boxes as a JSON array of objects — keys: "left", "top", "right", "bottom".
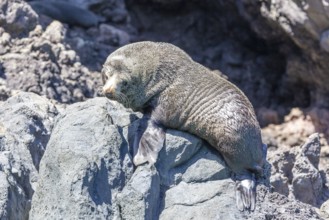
[
  {"left": 0, "top": 92, "right": 58, "bottom": 219},
  {"left": 2, "top": 0, "right": 329, "bottom": 111},
  {"left": 0, "top": 19, "right": 99, "bottom": 103},
  {"left": 0, "top": 0, "right": 38, "bottom": 37},
  {"left": 19, "top": 93, "right": 323, "bottom": 219},
  {"left": 29, "top": 97, "right": 139, "bottom": 219},
  {"left": 273, "top": 133, "right": 323, "bottom": 206},
  {"left": 266, "top": 130, "right": 328, "bottom": 209},
  {"left": 0, "top": 93, "right": 326, "bottom": 219},
  {"left": 237, "top": 0, "right": 329, "bottom": 107}
]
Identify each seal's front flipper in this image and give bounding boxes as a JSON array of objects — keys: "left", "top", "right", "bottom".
[
  {"left": 235, "top": 178, "right": 256, "bottom": 211},
  {"left": 133, "top": 116, "right": 165, "bottom": 166}
]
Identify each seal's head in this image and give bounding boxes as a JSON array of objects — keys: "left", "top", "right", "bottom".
[
  {"left": 102, "top": 42, "right": 184, "bottom": 111},
  {"left": 101, "top": 54, "right": 140, "bottom": 109}
]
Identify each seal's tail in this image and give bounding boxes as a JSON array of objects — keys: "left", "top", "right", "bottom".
[{"left": 235, "top": 178, "right": 256, "bottom": 211}]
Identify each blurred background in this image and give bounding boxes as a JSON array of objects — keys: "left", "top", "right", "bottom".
[{"left": 0, "top": 0, "right": 329, "bottom": 209}]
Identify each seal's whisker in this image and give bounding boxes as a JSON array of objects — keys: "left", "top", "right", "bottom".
[{"left": 116, "top": 92, "right": 129, "bottom": 108}]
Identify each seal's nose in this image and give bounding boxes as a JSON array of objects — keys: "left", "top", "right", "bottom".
[
  {"left": 103, "top": 86, "right": 115, "bottom": 99},
  {"left": 102, "top": 74, "right": 118, "bottom": 99}
]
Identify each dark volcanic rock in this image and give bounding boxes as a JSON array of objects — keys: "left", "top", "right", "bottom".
[
  {"left": 236, "top": 0, "right": 329, "bottom": 107},
  {"left": 0, "top": 0, "right": 38, "bottom": 37},
  {"left": 0, "top": 20, "right": 100, "bottom": 103}
]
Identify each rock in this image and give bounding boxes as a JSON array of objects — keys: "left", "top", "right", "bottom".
[
  {"left": 262, "top": 108, "right": 316, "bottom": 149},
  {"left": 117, "top": 165, "right": 160, "bottom": 220},
  {"left": 160, "top": 181, "right": 320, "bottom": 220},
  {"left": 182, "top": 154, "right": 228, "bottom": 183},
  {"left": 101, "top": 1, "right": 128, "bottom": 23},
  {"left": 159, "top": 180, "right": 240, "bottom": 220},
  {"left": 0, "top": 28, "right": 11, "bottom": 55},
  {"left": 320, "top": 199, "right": 329, "bottom": 219},
  {"left": 98, "top": 24, "right": 130, "bottom": 46},
  {"left": 301, "top": 133, "right": 321, "bottom": 169},
  {"left": 267, "top": 132, "right": 325, "bottom": 206},
  {"left": 0, "top": 92, "right": 58, "bottom": 219},
  {"left": 268, "top": 150, "right": 295, "bottom": 182},
  {"left": 160, "top": 130, "right": 202, "bottom": 168},
  {"left": 156, "top": 129, "right": 229, "bottom": 186},
  {"left": 42, "top": 21, "right": 67, "bottom": 44},
  {"left": 0, "top": 21, "right": 100, "bottom": 103},
  {"left": 0, "top": 78, "right": 12, "bottom": 101},
  {"left": 308, "top": 107, "right": 329, "bottom": 138},
  {"left": 29, "top": 98, "right": 138, "bottom": 219},
  {"left": 0, "top": 0, "right": 38, "bottom": 37},
  {"left": 0, "top": 94, "right": 322, "bottom": 219},
  {"left": 270, "top": 173, "right": 289, "bottom": 196},
  {"left": 257, "top": 107, "right": 280, "bottom": 127},
  {"left": 292, "top": 134, "right": 323, "bottom": 206},
  {"left": 60, "top": 0, "right": 105, "bottom": 9},
  {"left": 149, "top": 0, "right": 184, "bottom": 5},
  {"left": 108, "top": 8, "right": 128, "bottom": 23},
  {"left": 236, "top": 0, "right": 329, "bottom": 106},
  {"left": 320, "top": 29, "right": 329, "bottom": 52}
]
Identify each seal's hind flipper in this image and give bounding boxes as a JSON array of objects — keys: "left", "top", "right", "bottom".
[
  {"left": 235, "top": 178, "right": 256, "bottom": 211},
  {"left": 133, "top": 116, "right": 165, "bottom": 166}
]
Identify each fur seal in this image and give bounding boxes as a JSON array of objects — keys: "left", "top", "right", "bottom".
[
  {"left": 101, "top": 41, "right": 267, "bottom": 211},
  {"left": 29, "top": 1, "right": 100, "bottom": 28}
]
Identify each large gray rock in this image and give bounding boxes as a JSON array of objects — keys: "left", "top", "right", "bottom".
[
  {"left": 29, "top": 98, "right": 139, "bottom": 219},
  {"left": 0, "top": 93, "right": 324, "bottom": 219},
  {"left": 27, "top": 96, "right": 324, "bottom": 219},
  {"left": 156, "top": 129, "right": 230, "bottom": 187},
  {"left": 159, "top": 179, "right": 322, "bottom": 220},
  {"left": 0, "top": 92, "right": 58, "bottom": 220},
  {"left": 117, "top": 122, "right": 322, "bottom": 219}
]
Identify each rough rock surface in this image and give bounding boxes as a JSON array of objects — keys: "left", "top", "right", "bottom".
[
  {"left": 263, "top": 110, "right": 329, "bottom": 209},
  {"left": 0, "top": 0, "right": 38, "bottom": 37},
  {"left": 0, "top": 92, "right": 58, "bottom": 220},
  {"left": 0, "top": 19, "right": 99, "bottom": 103},
  {"left": 26, "top": 95, "right": 323, "bottom": 219},
  {"left": 237, "top": 0, "right": 329, "bottom": 107},
  {"left": 30, "top": 98, "right": 138, "bottom": 219}
]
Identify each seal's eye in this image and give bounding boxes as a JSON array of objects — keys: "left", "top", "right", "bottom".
[
  {"left": 122, "top": 81, "right": 128, "bottom": 87},
  {"left": 102, "top": 74, "right": 108, "bottom": 84}
]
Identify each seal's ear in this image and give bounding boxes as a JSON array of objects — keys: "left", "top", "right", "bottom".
[
  {"left": 109, "top": 55, "right": 125, "bottom": 70},
  {"left": 133, "top": 117, "right": 165, "bottom": 166}
]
